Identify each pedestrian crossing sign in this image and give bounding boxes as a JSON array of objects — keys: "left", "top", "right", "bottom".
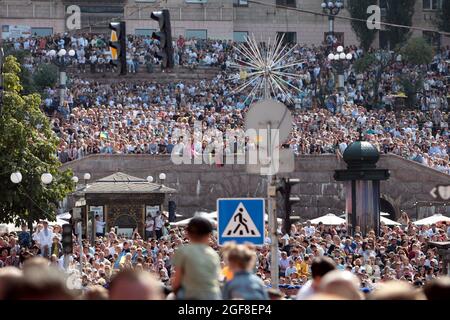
[{"left": 217, "top": 198, "right": 265, "bottom": 245}]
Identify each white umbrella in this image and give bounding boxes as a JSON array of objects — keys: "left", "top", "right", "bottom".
[
  {"left": 380, "top": 216, "right": 401, "bottom": 226},
  {"left": 170, "top": 216, "right": 217, "bottom": 227},
  {"left": 170, "top": 212, "right": 217, "bottom": 227},
  {"left": 0, "top": 223, "right": 21, "bottom": 234},
  {"left": 50, "top": 217, "right": 70, "bottom": 226},
  {"left": 413, "top": 214, "right": 450, "bottom": 226},
  {"left": 205, "top": 211, "right": 282, "bottom": 223},
  {"left": 57, "top": 212, "right": 72, "bottom": 220},
  {"left": 309, "top": 213, "right": 346, "bottom": 225}
]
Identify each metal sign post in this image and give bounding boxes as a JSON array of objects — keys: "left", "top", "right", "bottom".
[
  {"left": 77, "top": 222, "right": 83, "bottom": 275},
  {"left": 239, "top": 35, "right": 298, "bottom": 290}
]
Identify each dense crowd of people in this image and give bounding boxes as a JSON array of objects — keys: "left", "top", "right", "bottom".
[
  {"left": 1, "top": 213, "right": 450, "bottom": 300},
  {"left": 3, "top": 33, "right": 449, "bottom": 174}
]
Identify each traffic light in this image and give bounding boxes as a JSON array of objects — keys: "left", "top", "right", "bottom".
[
  {"left": 109, "top": 21, "right": 127, "bottom": 75},
  {"left": 62, "top": 224, "right": 73, "bottom": 254},
  {"left": 277, "top": 178, "right": 300, "bottom": 234},
  {"left": 151, "top": 9, "right": 174, "bottom": 69}
]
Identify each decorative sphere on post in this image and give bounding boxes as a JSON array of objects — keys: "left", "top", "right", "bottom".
[
  {"left": 339, "top": 52, "right": 346, "bottom": 60},
  {"left": 337, "top": 45, "right": 344, "bottom": 53},
  {"left": 83, "top": 173, "right": 91, "bottom": 181},
  {"left": 321, "top": 2, "right": 327, "bottom": 8},
  {"left": 41, "top": 173, "right": 53, "bottom": 185},
  {"left": 48, "top": 49, "right": 56, "bottom": 57},
  {"left": 10, "top": 172, "right": 22, "bottom": 184},
  {"left": 346, "top": 53, "right": 353, "bottom": 60},
  {"left": 147, "top": 176, "right": 154, "bottom": 183},
  {"left": 334, "top": 54, "right": 339, "bottom": 60},
  {"left": 159, "top": 173, "right": 166, "bottom": 181},
  {"left": 72, "top": 176, "right": 79, "bottom": 184},
  {"left": 68, "top": 49, "right": 76, "bottom": 57},
  {"left": 328, "top": 53, "right": 335, "bottom": 61}
]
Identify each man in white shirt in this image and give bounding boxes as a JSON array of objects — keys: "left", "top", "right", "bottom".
[
  {"left": 95, "top": 215, "right": 106, "bottom": 237},
  {"left": 304, "top": 221, "right": 316, "bottom": 238},
  {"left": 154, "top": 212, "right": 165, "bottom": 239},
  {"left": 36, "top": 221, "right": 54, "bottom": 258}
]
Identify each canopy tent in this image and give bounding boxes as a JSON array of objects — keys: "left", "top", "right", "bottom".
[
  {"left": 380, "top": 216, "right": 401, "bottom": 226},
  {"left": 203, "top": 211, "right": 282, "bottom": 224},
  {"left": 170, "top": 212, "right": 217, "bottom": 227},
  {"left": 309, "top": 213, "right": 346, "bottom": 225},
  {"left": 413, "top": 214, "right": 450, "bottom": 226}
]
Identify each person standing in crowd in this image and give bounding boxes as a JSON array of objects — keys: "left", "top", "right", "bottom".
[
  {"left": 222, "top": 244, "right": 268, "bottom": 300},
  {"left": 95, "top": 215, "right": 106, "bottom": 237},
  {"left": 296, "top": 256, "right": 336, "bottom": 300},
  {"left": 172, "top": 217, "right": 221, "bottom": 300},
  {"left": 35, "top": 221, "right": 54, "bottom": 258},
  {"left": 18, "top": 225, "right": 31, "bottom": 248}
]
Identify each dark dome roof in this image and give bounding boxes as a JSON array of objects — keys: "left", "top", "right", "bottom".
[{"left": 343, "top": 141, "right": 380, "bottom": 169}]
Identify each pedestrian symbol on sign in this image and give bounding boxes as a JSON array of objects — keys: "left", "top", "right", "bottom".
[{"left": 222, "top": 202, "right": 261, "bottom": 237}]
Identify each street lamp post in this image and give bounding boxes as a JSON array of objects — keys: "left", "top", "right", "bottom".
[
  {"left": 47, "top": 49, "right": 76, "bottom": 111},
  {"left": 10, "top": 171, "right": 54, "bottom": 240},
  {"left": 328, "top": 45, "right": 353, "bottom": 93},
  {"left": 321, "top": 1, "right": 344, "bottom": 48}
]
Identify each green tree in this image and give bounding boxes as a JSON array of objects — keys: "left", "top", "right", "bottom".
[
  {"left": 398, "top": 74, "right": 423, "bottom": 108},
  {"left": 0, "top": 56, "right": 74, "bottom": 227},
  {"left": 354, "top": 51, "right": 394, "bottom": 105},
  {"left": 347, "top": 0, "right": 378, "bottom": 51},
  {"left": 33, "top": 63, "right": 58, "bottom": 93},
  {"left": 399, "top": 37, "right": 433, "bottom": 65},
  {"left": 437, "top": 0, "right": 450, "bottom": 32},
  {"left": 385, "top": 0, "right": 416, "bottom": 49}
]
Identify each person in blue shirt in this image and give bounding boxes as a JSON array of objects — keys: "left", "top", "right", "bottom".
[
  {"left": 222, "top": 244, "right": 269, "bottom": 300},
  {"left": 18, "top": 224, "right": 31, "bottom": 248}
]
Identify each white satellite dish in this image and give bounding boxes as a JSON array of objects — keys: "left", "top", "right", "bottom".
[{"left": 245, "top": 99, "right": 293, "bottom": 144}]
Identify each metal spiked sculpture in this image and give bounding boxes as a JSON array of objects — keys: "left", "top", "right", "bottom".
[{"left": 229, "top": 34, "right": 305, "bottom": 103}]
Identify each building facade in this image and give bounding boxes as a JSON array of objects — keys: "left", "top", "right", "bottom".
[{"left": 0, "top": 0, "right": 446, "bottom": 47}]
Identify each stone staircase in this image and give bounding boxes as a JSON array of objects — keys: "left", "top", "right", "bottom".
[{"left": 67, "top": 66, "right": 221, "bottom": 84}]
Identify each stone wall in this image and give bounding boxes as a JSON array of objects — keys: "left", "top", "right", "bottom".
[{"left": 60, "top": 154, "right": 450, "bottom": 220}]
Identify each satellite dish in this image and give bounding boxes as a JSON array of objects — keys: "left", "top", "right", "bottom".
[{"left": 245, "top": 99, "right": 293, "bottom": 145}]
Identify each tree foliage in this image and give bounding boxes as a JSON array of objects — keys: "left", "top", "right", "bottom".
[
  {"left": 347, "top": 0, "right": 378, "bottom": 51},
  {"left": 398, "top": 74, "right": 423, "bottom": 108},
  {"left": 353, "top": 51, "right": 395, "bottom": 105},
  {"left": 0, "top": 55, "right": 74, "bottom": 226},
  {"left": 33, "top": 63, "right": 58, "bottom": 93},
  {"left": 399, "top": 37, "right": 433, "bottom": 66},
  {"left": 2, "top": 48, "right": 57, "bottom": 94},
  {"left": 385, "top": 0, "right": 416, "bottom": 49}
]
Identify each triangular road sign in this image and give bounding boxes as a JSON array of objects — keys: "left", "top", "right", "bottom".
[{"left": 222, "top": 202, "right": 261, "bottom": 238}]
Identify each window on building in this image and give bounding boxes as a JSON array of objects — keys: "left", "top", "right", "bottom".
[
  {"left": 186, "top": 29, "right": 207, "bottom": 40},
  {"left": 276, "top": 0, "right": 296, "bottom": 8},
  {"left": 277, "top": 32, "right": 297, "bottom": 44},
  {"left": 234, "top": 0, "right": 249, "bottom": 6},
  {"left": 423, "top": 0, "right": 442, "bottom": 10},
  {"left": 31, "top": 27, "right": 53, "bottom": 37},
  {"left": 233, "top": 31, "right": 248, "bottom": 42},
  {"left": 135, "top": 29, "right": 156, "bottom": 36}
]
